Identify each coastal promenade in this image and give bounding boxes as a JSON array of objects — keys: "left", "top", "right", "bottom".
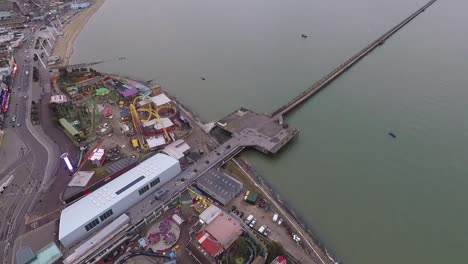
[{"left": 52, "top": 0, "right": 106, "bottom": 66}]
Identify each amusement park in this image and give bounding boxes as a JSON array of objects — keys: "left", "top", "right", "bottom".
[
  {"left": 50, "top": 67, "right": 192, "bottom": 153},
  {"left": 47, "top": 67, "right": 196, "bottom": 205}
]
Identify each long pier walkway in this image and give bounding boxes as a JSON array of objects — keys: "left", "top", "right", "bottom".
[{"left": 272, "top": 0, "right": 438, "bottom": 118}]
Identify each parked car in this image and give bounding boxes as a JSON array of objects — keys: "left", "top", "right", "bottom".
[
  {"left": 238, "top": 212, "right": 244, "bottom": 218},
  {"left": 230, "top": 205, "right": 237, "bottom": 212},
  {"left": 272, "top": 213, "right": 279, "bottom": 223},
  {"left": 277, "top": 218, "right": 283, "bottom": 225},
  {"left": 249, "top": 218, "right": 257, "bottom": 228},
  {"left": 263, "top": 227, "right": 271, "bottom": 236},
  {"left": 245, "top": 215, "right": 254, "bottom": 224},
  {"left": 258, "top": 225, "right": 266, "bottom": 234}
]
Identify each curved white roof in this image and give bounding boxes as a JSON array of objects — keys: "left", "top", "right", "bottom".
[{"left": 59, "top": 154, "right": 179, "bottom": 242}]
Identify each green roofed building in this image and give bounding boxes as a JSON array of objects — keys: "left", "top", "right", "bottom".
[
  {"left": 244, "top": 190, "right": 259, "bottom": 205},
  {"left": 59, "top": 118, "right": 81, "bottom": 140},
  {"left": 95, "top": 87, "right": 109, "bottom": 96}
]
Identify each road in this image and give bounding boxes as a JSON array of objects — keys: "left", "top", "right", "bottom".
[{"left": 0, "top": 25, "right": 77, "bottom": 264}]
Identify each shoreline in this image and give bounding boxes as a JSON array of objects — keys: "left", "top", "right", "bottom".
[
  {"left": 58, "top": 4, "right": 337, "bottom": 258},
  {"left": 52, "top": 0, "right": 106, "bottom": 66},
  {"left": 126, "top": 75, "right": 336, "bottom": 263}
]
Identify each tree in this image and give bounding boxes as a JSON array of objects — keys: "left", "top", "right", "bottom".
[
  {"left": 266, "top": 241, "right": 286, "bottom": 263},
  {"left": 230, "top": 238, "right": 250, "bottom": 261}
]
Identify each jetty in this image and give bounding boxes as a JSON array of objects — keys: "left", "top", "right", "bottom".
[{"left": 271, "top": 0, "right": 438, "bottom": 118}]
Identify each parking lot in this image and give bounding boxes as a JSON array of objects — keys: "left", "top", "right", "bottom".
[{"left": 226, "top": 192, "right": 314, "bottom": 263}]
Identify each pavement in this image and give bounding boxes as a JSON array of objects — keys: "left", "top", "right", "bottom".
[{"left": 0, "top": 22, "right": 77, "bottom": 264}]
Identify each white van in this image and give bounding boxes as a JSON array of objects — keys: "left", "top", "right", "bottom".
[
  {"left": 245, "top": 215, "right": 254, "bottom": 224},
  {"left": 272, "top": 213, "right": 279, "bottom": 223},
  {"left": 258, "top": 225, "right": 266, "bottom": 234}
]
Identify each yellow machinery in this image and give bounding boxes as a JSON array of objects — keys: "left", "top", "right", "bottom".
[
  {"left": 186, "top": 187, "right": 212, "bottom": 209},
  {"left": 129, "top": 103, "right": 148, "bottom": 150},
  {"left": 131, "top": 138, "right": 139, "bottom": 150}
]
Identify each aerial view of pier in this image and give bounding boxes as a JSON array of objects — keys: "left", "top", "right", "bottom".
[{"left": 3, "top": 1, "right": 466, "bottom": 264}]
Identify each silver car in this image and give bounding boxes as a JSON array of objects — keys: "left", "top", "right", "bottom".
[{"left": 249, "top": 218, "right": 256, "bottom": 228}]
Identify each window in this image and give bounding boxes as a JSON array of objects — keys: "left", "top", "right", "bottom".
[
  {"left": 150, "top": 177, "right": 160, "bottom": 188},
  {"left": 85, "top": 218, "right": 100, "bottom": 232},
  {"left": 99, "top": 209, "right": 113, "bottom": 222},
  {"left": 115, "top": 176, "right": 145, "bottom": 195},
  {"left": 138, "top": 185, "right": 150, "bottom": 196}
]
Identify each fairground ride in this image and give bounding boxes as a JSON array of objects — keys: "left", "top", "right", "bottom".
[{"left": 129, "top": 95, "right": 177, "bottom": 150}]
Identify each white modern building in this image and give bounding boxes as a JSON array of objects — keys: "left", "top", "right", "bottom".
[{"left": 58, "top": 153, "right": 181, "bottom": 248}]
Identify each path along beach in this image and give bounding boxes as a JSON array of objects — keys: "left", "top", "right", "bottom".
[{"left": 52, "top": 0, "right": 106, "bottom": 66}]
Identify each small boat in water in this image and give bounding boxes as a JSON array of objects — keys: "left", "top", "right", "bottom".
[
  {"left": 388, "top": 132, "right": 396, "bottom": 138},
  {"left": 301, "top": 34, "right": 308, "bottom": 38}
]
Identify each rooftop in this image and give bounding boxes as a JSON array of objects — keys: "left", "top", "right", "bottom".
[
  {"left": 204, "top": 211, "right": 243, "bottom": 249},
  {"left": 197, "top": 170, "right": 243, "bottom": 205},
  {"left": 216, "top": 108, "right": 298, "bottom": 154},
  {"left": 68, "top": 171, "right": 94, "bottom": 187},
  {"left": 59, "top": 154, "right": 179, "bottom": 241},
  {"left": 186, "top": 238, "right": 217, "bottom": 264},
  {"left": 199, "top": 204, "right": 222, "bottom": 225},
  {"left": 118, "top": 87, "right": 138, "bottom": 97},
  {"left": 87, "top": 148, "right": 105, "bottom": 161},
  {"left": 29, "top": 243, "right": 62, "bottom": 264},
  {"left": 146, "top": 136, "right": 166, "bottom": 148},
  {"left": 151, "top": 93, "right": 171, "bottom": 106},
  {"left": 162, "top": 139, "right": 190, "bottom": 160},
  {"left": 155, "top": 118, "right": 174, "bottom": 130},
  {"left": 0, "top": 11, "right": 11, "bottom": 18},
  {"left": 195, "top": 231, "right": 224, "bottom": 257}
]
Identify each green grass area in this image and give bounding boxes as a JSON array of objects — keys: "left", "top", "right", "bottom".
[{"left": 234, "top": 258, "right": 245, "bottom": 264}]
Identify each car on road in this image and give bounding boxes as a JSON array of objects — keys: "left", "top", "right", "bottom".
[
  {"left": 11, "top": 115, "right": 16, "bottom": 122},
  {"left": 249, "top": 218, "right": 257, "bottom": 228},
  {"left": 25, "top": 70, "right": 29, "bottom": 76},
  {"left": 16, "top": 123, "right": 21, "bottom": 127},
  {"left": 263, "top": 227, "right": 271, "bottom": 236}
]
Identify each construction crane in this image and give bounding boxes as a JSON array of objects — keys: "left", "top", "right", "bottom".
[{"left": 51, "top": 57, "right": 127, "bottom": 70}]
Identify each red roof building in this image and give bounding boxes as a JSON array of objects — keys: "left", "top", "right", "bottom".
[
  {"left": 271, "top": 256, "right": 287, "bottom": 264},
  {"left": 195, "top": 231, "right": 224, "bottom": 257},
  {"left": 87, "top": 148, "right": 106, "bottom": 167}
]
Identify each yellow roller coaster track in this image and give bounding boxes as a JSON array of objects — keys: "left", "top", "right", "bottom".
[
  {"left": 129, "top": 103, "right": 148, "bottom": 150},
  {"left": 130, "top": 95, "right": 177, "bottom": 147}
]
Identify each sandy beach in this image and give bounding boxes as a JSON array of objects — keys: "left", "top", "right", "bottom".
[{"left": 52, "top": 0, "right": 106, "bottom": 66}]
